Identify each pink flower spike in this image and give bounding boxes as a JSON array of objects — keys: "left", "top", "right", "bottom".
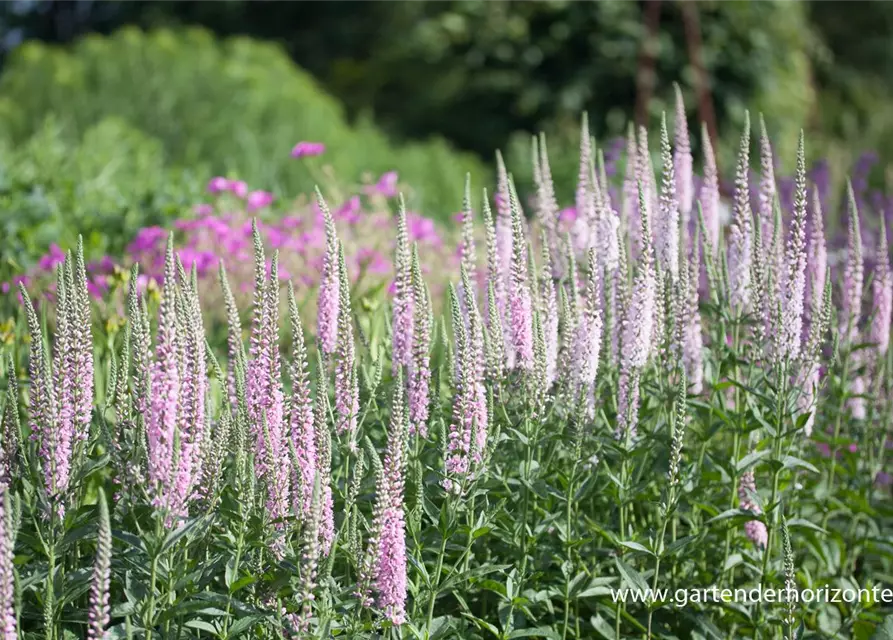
[
  {"left": 246, "top": 190, "right": 275, "bottom": 212},
  {"left": 291, "top": 141, "right": 326, "bottom": 158}
]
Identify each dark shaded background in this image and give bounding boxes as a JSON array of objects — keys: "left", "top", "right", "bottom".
[{"left": 2, "top": 0, "right": 891, "bottom": 165}]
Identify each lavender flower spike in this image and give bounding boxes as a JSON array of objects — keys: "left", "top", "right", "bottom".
[
  {"left": 494, "top": 151, "right": 513, "bottom": 312},
  {"left": 727, "top": 113, "right": 753, "bottom": 313},
  {"left": 700, "top": 122, "right": 721, "bottom": 254},
  {"left": 575, "top": 113, "right": 596, "bottom": 253},
  {"left": 147, "top": 238, "right": 180, "bottom": 505},
  {"left": 539, "top": 236, "right": 560, "bottom": 386},
  {"left": 681, "top": 247, "right": 704, "bottom": 393},
  {"left": 72, "top": 238, "right": 94, "bottom": 447},
  {"left": 616, "top": 184, "right": 657, "bottom": 440},
  {"left": 391, "top": 195, "right": 414, "bottom": 373},
  {"left": 408, "top": 246, "right": 432, "bottom": 436},
  {"left": 508, "top": 177, "right": 534, "bottom": 370},
  {"left": 841, "top": 181, "right": 864, "bottom": 345},
  {"left": 335, "top": 244, "right": 360, "bottom": 442},
  {"left": 871, "top": 216, "right": 892, "bottom": 356},
  {"left": 536, "top": 133, "right": 560, "bottom": 273},
  {"left": 459, "top": 174, "right": 478, "bottom": 289},
  {"left": 86, "top": 490, "right": 111, "bottom": 640},
  {"left": 245, "top": 229, "right": 290, "bottom": 531},
  {"left": 656, "top": 113, "right": 680, "bottom": 280},
  {"left": 0, "top": 483, "right": 15, "bottom": 640},
  {"left": 738, "top": 470, "right": 768, "bottom": 549},
  {"left": 316, "top": 188, "right": 341, "bottom": 354},
  {"left": 777, "top": 131, "right": 808, "bottom": 363},
  {"left": 758, "top": 115, "right": 777, "bottom": 259},
  {"left": 369, "top": 381, "right": 409, "bottom": 624},
  {"left": 622, "top": 124, "right": 640, "bottom": 248},
  {"left": 287, "top": 284, "right": 318, "bottom": 520},
  {"left": 806, "top": 186, "right": 827, "bottom": 319},
  {"left": 674, "top": 84, "right": 693, "bottom": 239},
  {"left": 572, "top": 249, "right": 603, "bottom": 416},
  {"left": 314, "top": 352, "right": 335, "bottom": 555},
  {"left": 20, "top": 285, "right": 57, "bottom": 499}
]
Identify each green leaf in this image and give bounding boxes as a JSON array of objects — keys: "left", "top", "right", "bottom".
[
  {"left": 781, "top": 455, "right": 820, "bottom": 474},
  {"left": 615, "top": 558, "right": 649, "bottom": 593},
  {"left": 736, "top": 450, "right": 770, "bottom": 473},
  {"left": 184, "top": 620, "right": 218, "bottom": 633},
  {"left": 618, "top": 540, "right": 652, "bottom": 555},
  {"left": 508, "top": 627, "right": 561, "bottom": 639},
  {"left": 427, "top": 616, "right": 456, "bottom": 640},
  {"left": 590, "top": 614, "right": 616, "bottom": 640},
  {"left": 871, "top": 615, "right": 893, "bottom": 640},
  {"left": 462, "top": 613, "right": 500, "bottom": 637},
  {"left": 706, "top": 509, "right": 753, "bottom": 525},
  {"left": 229, "top": 575, "right": 256, "bottom": 594},
  {"left": 227, "top": 615, "right": 265, "bottom": 637},
  {"left": 160, "top": 516, "right": 207, "bottom": 555},
  {"left": 786, "top": 518, "right": 827, "bottom": 535}
]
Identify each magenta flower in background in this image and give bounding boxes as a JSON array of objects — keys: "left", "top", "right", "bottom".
[
  {"left": 246, "top": 190, "right": 275, "bottom": 212},
  {"left": 38, "top": 243, "right": 66, "bottom": 272},
  {"left": 193, "top": 203, "right": 214, "bottom": 216},
  {"left": 406, "top": 213, "right": 441, "bottom": 247},
  {"left": 207, "top": 176, "right": 230, "bottom": 193},
  {"left": 229, "top": 180, "right": 248, "bottom": 199},
  {"left": 336, "top": 196, "right": 362, "bottom": 223},
  {"left": 128, "top": 226, "right": 168, "bottom": 254},
  {"left": 367, "top": 171, "right": 399, "bottom": 198},
  {"left": 291, "top": 141, "right": 326, "bottom": 158}
]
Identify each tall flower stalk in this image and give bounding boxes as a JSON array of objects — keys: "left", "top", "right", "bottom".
[
  {"left": 334, "top": 245, "right": 360, "bottom": 446},
  {"left": 673, "top": 84, "right": 693, "bottom": 243},
  {"left": 728, "top": 114, "right": 753, "bottom": 314},
  {"left": 86, "top": 490, "right": 111, "bottom": 640},
  {"left": 408, "top": 246, "right": 432, "bottom": 436},
  {"left": 0, "top": 483, "right": 15, "bottom": 640},
  {"left": 392, "top": 196, "right": 414, "bottom": 373},
  {"left": 317, "top": 189, "right": 341, "bottom": 355}
]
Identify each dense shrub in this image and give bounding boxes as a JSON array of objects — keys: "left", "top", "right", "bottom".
[
  {"left": 0, "top": 116, "right": 204, "bottom": 281},
  {"left": 0, "top": 27, "right": 487, "bottom": 220}
]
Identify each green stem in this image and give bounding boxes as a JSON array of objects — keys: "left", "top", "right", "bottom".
[
  {"left": 44, "top": 516, "right": 55, "bottom": 640},
  {"left": 562, "top": 465, "right": 577, "bottom": 640},
  {"left": 757, "top": 362, "right": 788, "bottom": 628},
  {"left": 721, "top": 324, "right": 742, "bottom": 585},
  {"left": 646, "top": 518, "right": 670, "bottom": 639},
  {"left": 825, "top": 327, "right": 854, "bottom": 513},
  {"left": 222, "top": 513, "right": 246, "bottom": 637},
  {"left": 145, "top": 515, "right": 164, "bottom": 632},
  {"left": 424, "top": 535, "right": 449, "bottom": 638}
]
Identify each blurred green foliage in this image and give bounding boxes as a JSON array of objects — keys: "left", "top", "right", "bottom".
[
  {"left": 319, "top": 1, "right": 814, "bottom": 165},
  {"left": 0, "top": 26, "right": 488, "bottom": 197},
  {"left": 0, "top": 115, "right": 204, "bottom": 277},
  {"left": 0, "top": 27, "right": 486, "bottom": 270}
]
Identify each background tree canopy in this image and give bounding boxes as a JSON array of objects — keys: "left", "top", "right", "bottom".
[{"left": 2, "top": 1, "right": 890, "bottom": 163}]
